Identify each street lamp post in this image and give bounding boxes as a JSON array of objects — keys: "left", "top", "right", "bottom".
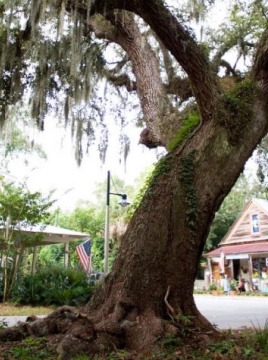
[{"left": 104, "top": 170, "right": 129, "bottom": 274}]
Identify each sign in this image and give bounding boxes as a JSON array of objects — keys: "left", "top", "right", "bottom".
[{"left": 226, "top": 254, "right": 249, "bottom": 260}]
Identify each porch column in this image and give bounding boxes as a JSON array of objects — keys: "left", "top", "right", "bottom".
[
  {"left": 230, "top": 260, "right": 234, "bottom": 279},
  {"left": 248, "top": 254, "right": 253, "bottom": 291},
  {"left": 31, "top": 246, "right": 38, "bottom": 275},
  {"left": 207, "top": 257, "right": 212, "bottom": 284},
  {"left": 64, "top": 242, "right": 69, "bottom": 268}
]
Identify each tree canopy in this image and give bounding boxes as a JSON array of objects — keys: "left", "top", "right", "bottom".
[{"left": 2, "top": 0, "right": 266, "bottom": 162}]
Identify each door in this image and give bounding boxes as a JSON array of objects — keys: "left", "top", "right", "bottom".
[{"left": 233, "top": 259, "right": 240, "bottom": 280}]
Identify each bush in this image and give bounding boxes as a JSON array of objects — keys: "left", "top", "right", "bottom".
[
  {"left": 10, "top": 266, "right": 96, "bottom": 306},
  {"left": 209, "top": 282, "right": 217, "bottom": 291},
  {"left": 230, "top": 279, "right": 238, "bottom": 291}
]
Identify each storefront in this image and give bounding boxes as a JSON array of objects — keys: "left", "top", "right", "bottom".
[{"left": 205, "top": 198, "right": 268, "bottom": 292}]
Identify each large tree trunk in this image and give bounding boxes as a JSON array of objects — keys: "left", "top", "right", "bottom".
[
  {"left": 53, "top": 71, "right": 268, "bottom": 357},
  {"left": 77, "top": 96, "right": 267, "bottom": 351}
]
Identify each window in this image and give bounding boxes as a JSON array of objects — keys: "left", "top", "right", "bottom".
[{"left": 251, "top": 214, "right": 260, "bottom": 234}]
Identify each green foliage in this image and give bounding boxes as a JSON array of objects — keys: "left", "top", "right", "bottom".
[
  {"left": 162, "top": 334, "right": 182, "bottom": 350},
  {"left": 252, "top": 318, "right": 268, "bottom": 352},
  {"left": 229, "top": 279, "right": 238, "bottom": 290},
  {"left": 142, "top": 158, "right": 171, "bottom": 201},
  {"left": 0, "top": 318, "right": 7, "bottom": 329},
  {"left": 4, "top": 326, "right": 268, "bottom": 360},
  {"left": 130, "top": 151, "right": 198, "bottom": 232},
  {"left": 11, "top": 337, "right": 53, "bottom": 360},
  {"left": 127, "top": 156, "right": 173, "bottom": 220},
  {"left": 0, "top": 181, "right": 53, "bottom": 226},
  {"left": 229, "top": 0, "right": 266, "bottom": 41},
  {"left": 209, "top": 282, "right": 217, "bottom": 291},
  {"left": 167, "top": 112, "right": 200, "bottom": 152},
  {"left": 207, "top": 339, "right": 236, "bottom": 356},
  {"left": 0, "top": 181, "right": 53, "bottom": 301},
  {"left": 10, "top": 266, "right": 95, "bottom": 306},
  {"left": 179, "top": 152, "right": 198, "bottom": 230},
  {"left": 91, "top": 236, "right": 104, "bottom": 272},
  {"left": 57, "top": 205, "right": 104, "bottom": 237},
  {"left": 224, "top": 79, "right": 255, "bottom": 113},
  {"left": 38, "top": 244, "right": 64, "bottom": 267},
  {"left": 217, "top": 80, "right": 255, "bottom": 145}
]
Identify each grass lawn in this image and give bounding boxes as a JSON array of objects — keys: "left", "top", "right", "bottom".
[{"left": 0, "top": 303, "right": 54, "bottom": 316}]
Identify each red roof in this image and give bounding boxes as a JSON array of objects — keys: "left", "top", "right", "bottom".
[{"left": 205, "top": 242, "right": 268, "bottom": 257}]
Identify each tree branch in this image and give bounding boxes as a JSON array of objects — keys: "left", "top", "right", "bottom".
[
  {"left": 88, "top": 0, "right": 220, "bottom": 120},
  {"left": 106, "top": 73, "right": 136, "bottom": 92},
  {"left": 88, "top": 11, "right": 181, "bottom": 147},
  {"left": 165, "top": 77, "right": 193, "bottom": 104},
  {"left": 219, "top": 60, "right": 241, "bottom": 78},
  {"left": 252, "top": 28, "right": 268, "bottom": 95}
]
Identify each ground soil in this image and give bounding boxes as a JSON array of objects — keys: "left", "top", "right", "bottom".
[{"left": 0, "top": 327, "right": 266, "bottom": 360}]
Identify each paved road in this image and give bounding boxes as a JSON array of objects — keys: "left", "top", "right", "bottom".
[
  {"left": 0, "top": 296, "right": 267, "bottom": 329},
  {"left": 0, "top": 315, "right": 45, "bottom": 327},
  {"left": 195, "top": 295, "right": 268, "bottom": 329}
]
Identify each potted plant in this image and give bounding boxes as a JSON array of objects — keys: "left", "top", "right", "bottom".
[
  {"left": 229, "top": 279, "right": 237, "bottom": 295},
  {"left": 209, "top": 282, "right": 218, "bottom": 296}
]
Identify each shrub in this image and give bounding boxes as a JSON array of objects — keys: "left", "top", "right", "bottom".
[
  {"left": 209, "top": 282, "right": 217, "bottom": 291},
  {"left": 10, "top": 266, "right": 96, "bottom": 306},
  {"left": 252, "top": 318, "right": 268, "bottom": 352},
  {"left": 230, "top": 279, "right": 238, "bottom": 291}
]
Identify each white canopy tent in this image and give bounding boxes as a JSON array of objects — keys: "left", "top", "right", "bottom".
[
  {"left": 1, "top": 224, "right": 89, "bottom": 273},
  {"left": 15, "top": 224, "right": 89, "bottom": 245},
  {"left": 0, "top": 172, "right": 90, "bottom": 271},
  {"left": 24, "top": 224, "right": 89, "bottom": 272}
]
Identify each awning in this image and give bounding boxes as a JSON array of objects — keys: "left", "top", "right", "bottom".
[
  {"left": 0, "top": 224, "right": 89, "bottom": 246},
  {"left": 205, "top": 242, "right": 268, "bottom": 258}
]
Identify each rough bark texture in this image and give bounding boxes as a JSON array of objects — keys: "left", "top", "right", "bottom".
[{"left": 2, "top": 1, "right": 268, "bottom": 359}]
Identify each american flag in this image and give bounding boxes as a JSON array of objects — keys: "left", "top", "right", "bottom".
[{"left": 76, "top": 238, "right": 91, "bottom": 274}]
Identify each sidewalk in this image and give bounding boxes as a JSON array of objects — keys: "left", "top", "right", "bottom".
[{"left": 0, "top": 315, "right": 46, "bottom": 327}]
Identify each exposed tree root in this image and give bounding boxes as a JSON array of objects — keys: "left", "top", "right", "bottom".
[{"left": 0, "top": 305, "right": 218, "bottom": 359}]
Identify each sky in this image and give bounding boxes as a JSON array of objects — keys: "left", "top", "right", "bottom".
[
  {"left": 6, "top": 113, "right": 257, "bottom": 213},
  {"left": 7, "top": 118, "right": 159, "bottom": 211}
]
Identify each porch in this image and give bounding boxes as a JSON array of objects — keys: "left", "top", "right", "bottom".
[{"left": 205, "top": 243, "right": 268, "bottom": 292}]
